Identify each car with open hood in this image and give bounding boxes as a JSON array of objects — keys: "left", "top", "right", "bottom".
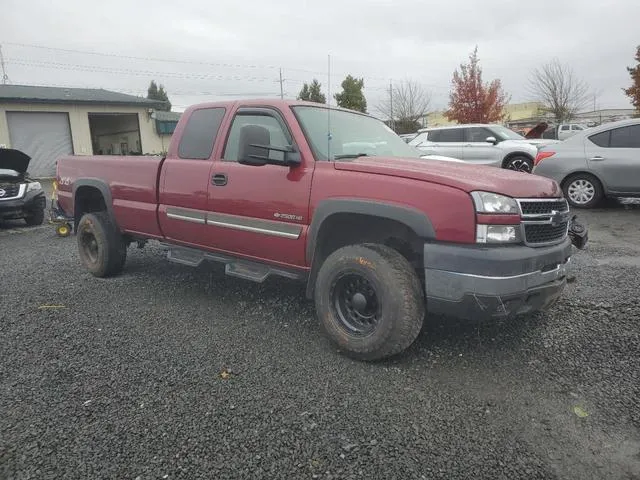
[{"left": 0, "top": 148, "right": 46, "bottom": 225}]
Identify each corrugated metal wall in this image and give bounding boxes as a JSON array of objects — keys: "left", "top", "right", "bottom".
[{"left": 6, "top": 111, "right": 74, "bottom": 177}]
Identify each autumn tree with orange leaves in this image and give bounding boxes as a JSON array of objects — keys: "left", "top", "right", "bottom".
[
  {"left": 445, "top": 47, "right": 510, "bottom": 124},
  {"left": 624, "top": 45, "right": 640, "bottom": 114}
]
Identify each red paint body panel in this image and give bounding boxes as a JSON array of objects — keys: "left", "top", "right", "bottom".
[
  {"left": 55, "top": 99, "right": 564, "bottom": 273},
  {"left": 310, "top": 162, "right": 476, "bottom": 244},
  {"left": 333, "top": 157, "right": 562, "bottom": 198},
  {"left": 202, "top": 102, "right": 314, "bottom": 267},
  {"left": 57, "top": 155, "right": 164, "bottom": 238}
]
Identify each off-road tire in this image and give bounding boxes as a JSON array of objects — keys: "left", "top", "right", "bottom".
[
  {"left": 25, "top": 208, "right": 45, "bottom": 226},
  {"left": 314, "top": 243, "right": 425, "bottom": 361},
  {"left": 562, "top": 173, "right": 603, "bottom": 209},
  {"left": 77, "top": 212, "right": 127, "bottom": 277}
]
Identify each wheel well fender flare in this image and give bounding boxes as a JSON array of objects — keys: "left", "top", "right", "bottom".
[
  {"left": 304, "top": 199, "right": 436, "bottom": 298},
  {"left": 72, "top": 178, "right": 114, "bottom": 226}
]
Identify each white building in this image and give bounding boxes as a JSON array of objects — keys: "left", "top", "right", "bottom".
[{"left": 0, "top": 85, "right": 180, "bottom": 177}]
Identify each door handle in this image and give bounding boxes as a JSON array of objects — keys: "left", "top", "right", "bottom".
[
  {"left": 590, "top": 156, "right": 605, "bottom": 161},
  {"left": 212, "top": 173, "right": 228, "bottom": 186}
]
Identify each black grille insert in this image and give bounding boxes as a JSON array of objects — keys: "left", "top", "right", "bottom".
[
  {"left": 520, "top": 200, "right": 568, "bottom": 215},
  {"left": 0, "top": 183, "right": 21, "bottom": 198},
  {"left": 525, "top": 222, "right": 568, "bottom": 244}
]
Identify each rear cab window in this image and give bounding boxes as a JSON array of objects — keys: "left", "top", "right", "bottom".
[{"left": 177, "top": 108, "right": 226, "bottom": 159}]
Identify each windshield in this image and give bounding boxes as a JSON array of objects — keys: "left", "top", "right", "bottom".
[
  {"left": 292, "top": 106, "right": 424, "bottom": 160},
  {"left": 491, "top": 125, "right": 525, "bottom": 141}
]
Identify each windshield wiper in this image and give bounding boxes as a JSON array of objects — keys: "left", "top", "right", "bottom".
[{"left": 333, "top": 153, "right": 370, "bottom": 160}]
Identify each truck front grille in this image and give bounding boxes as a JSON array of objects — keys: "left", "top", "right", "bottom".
[
  {"left": 0, "top": 183, "right": 22, "bottom": 199},
  {"left": 524, "top": 223, "right": 569, "bottom": 244},
  {"left": 517, "top": 198, "right": 570, "bottom": 246},
  {"left": 519, "top": 200, "right": 568, "bottom": 215}
]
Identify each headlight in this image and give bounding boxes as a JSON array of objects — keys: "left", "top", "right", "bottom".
[
  {"left": 26, "top": 181, "right": 42, "bottom": 193},
  {"left": 471, "top": 191, "right": 519, "bottom": 214},
  {"left": 476, "top": 225, "right": 521, "bottom": 244}
]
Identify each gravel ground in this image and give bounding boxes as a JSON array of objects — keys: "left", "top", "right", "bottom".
[{"left": 1, "top": 200, "right": 639, "bottom": 480}]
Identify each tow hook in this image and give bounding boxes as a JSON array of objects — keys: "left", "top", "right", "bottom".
[{"left": 568, "top": 215, "right": 588, "bottom": 250}]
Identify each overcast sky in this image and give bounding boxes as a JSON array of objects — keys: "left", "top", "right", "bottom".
[{"left": 3, "top": 0, "right": 639, "bottom": 114}]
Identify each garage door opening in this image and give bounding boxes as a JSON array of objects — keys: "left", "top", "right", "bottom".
[{"left": 89, "top": 113, "right": 142, "bottom": 155}]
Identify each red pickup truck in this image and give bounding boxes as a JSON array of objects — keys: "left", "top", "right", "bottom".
[{"left": 54, "top": 99, "right": 581, "bottom": 360}]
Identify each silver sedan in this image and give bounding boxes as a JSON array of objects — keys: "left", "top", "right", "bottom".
[{"left": 532, "top": 118, "right": 640, "bottom": 208}]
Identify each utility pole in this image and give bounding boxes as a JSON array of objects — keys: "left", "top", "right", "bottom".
[
  {"left": 389, "top": 79, "right": 394, "bottom": 132},
  {"left": 0, "top": 45, "right": 9, "bottom": 85},
  {"left": 279, "top": 68, "right": 284, "bottom": 99}
]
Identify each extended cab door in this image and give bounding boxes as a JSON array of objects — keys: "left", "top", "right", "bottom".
[
  {"left": 158, "top": 107, "right": 227, "bottom": 247},
  {"left": 203, "top": 106, "right": 314, "bottom": 268}
]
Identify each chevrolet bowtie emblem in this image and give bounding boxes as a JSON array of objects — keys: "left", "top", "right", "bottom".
[{"left": 550, "top": 210, "right": 569, "bottom": 227}]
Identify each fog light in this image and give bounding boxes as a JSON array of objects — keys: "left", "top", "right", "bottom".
[{"left": 476, "top": 225, "right": 520, "bottom": 244}]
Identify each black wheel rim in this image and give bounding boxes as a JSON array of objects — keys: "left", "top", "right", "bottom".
[
  {"left": 506, "top": 158, "right": 532, "bottom": 173},
  {"left": 80, "top": 230, "right": 99, "bottom": 264},
  {"left": 330, "top": 273, "right": 381, "bottom": 336}
]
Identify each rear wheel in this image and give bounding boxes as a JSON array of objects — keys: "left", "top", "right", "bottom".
[
  {"left": 314, "top": 243, "right": 424, "bottom": 361},
  {"left": 77, "top": 212, "right": 127, "bottom": 277},
  {"left": 503, "top": 155, "right": 533, "bottom": 173},
  {"left": 563, "top": 173, "right": 603, "bottom": 209}
]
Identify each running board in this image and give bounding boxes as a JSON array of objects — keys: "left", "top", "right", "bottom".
[{"left": 163, "top": 244, "right": 305, "bottom": 283}]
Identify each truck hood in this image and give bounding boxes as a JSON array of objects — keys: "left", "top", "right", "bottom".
[
  {"left": 333, "top": 156, "right": 562, "bottom": 198},
  {"left": 0, "top": 148, "right": 31, "bottom": 174}
]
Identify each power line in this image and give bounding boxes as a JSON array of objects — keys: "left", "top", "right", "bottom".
[{"left": 3, "top": 41, "right": 406, "bottom": 85}]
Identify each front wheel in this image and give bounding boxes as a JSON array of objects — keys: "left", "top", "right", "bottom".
[
  {"left": 77, "top": 212, "right": 127, "bottom": 277},
  {"left": 503, "top": 156, "right": 533, "bottom": 173},
  {"left": 25, "top": 208, "right": 45, "bottom": 226},
  {"left": 563, "top": 173, "right": 603, "bottom": 209},
  {"left": 314, "top": 244, "right": 425, "bottom": 361}
]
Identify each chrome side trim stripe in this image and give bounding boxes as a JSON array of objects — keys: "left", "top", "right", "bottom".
[
  {"left": 206, "top": 212, "right": 302, "bottom": 239},
  {"left": 165, "top": 207, "right": 302, "bottom": 239},
  {"left": 166, "top": 207, "right": 206, "bottom": 224}
]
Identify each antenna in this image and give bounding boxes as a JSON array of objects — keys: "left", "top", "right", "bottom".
[
  {"left": 327, "top": 54, "right": 331, "bottom": 160},
  {"left": 275, "top": 68, "right": 285, "bottom": 99},
  {"left": 0, "top": 45, "right": 9, "bottom": 85},
  {"left": 389, "top": 79, "right": 394, "bottom": 132}
]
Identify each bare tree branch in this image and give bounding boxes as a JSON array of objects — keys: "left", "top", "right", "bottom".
[
  {"left": 377, "top": 79, "right": 432, "bottom": 132},
  {"left": 528, "top": 59, "right": 591, "bottom": 123}
]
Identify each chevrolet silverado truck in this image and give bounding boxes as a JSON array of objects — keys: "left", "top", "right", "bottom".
[{"left": 54, "top": 99, "right": 583, "bottom": 360}]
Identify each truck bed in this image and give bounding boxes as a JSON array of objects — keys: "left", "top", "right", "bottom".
[{"left": 56, "top": 155, "right": 165, "bottom": 238}]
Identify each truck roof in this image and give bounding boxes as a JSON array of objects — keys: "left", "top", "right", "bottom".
[{"left": 181, "top": 99, "right": 372, "bottom": 116}]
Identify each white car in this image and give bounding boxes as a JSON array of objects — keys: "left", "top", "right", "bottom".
[{"left": 409, "top": 124, "right": 539, "bottom": 172}]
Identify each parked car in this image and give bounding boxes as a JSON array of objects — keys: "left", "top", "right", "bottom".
[
  {"left": 53, "top": 99, "right": 582, "bottom": 360},
  {"left": 533, "top": 118, "right": 640, "bottom": 208},
  {"left": 0, "top": 148, "right": 46, "bottom": 225},
  {"left": 409, "top": 124, "right": 538, "bottom": 172}
]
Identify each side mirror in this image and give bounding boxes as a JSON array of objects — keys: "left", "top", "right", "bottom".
[
  {"left": 485, "top": 136, "right": 498, "bottom": 145},
  {"left": 239, "top": 144, "right": 301, "bottom": 167}
]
